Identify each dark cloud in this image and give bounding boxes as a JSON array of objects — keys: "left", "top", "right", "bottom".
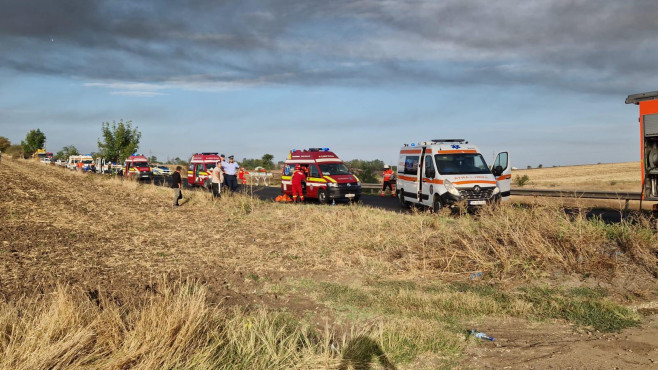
[{"left": 1, "top": 0, "right": 657, "bottom": 94}]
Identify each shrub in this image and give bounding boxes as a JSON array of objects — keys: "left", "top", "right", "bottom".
[{"left": 514, "top": 174, "right": 530, "bottom": 187}]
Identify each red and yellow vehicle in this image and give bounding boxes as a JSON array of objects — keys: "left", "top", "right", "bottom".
[
  {"left": 626, "top": 91, "right": 658, "bottom": 213},
  {"left": 187, "top": 152, "right": 221, "bottom": 190},
  {"left": 123, "top": 154, "right": 152, "bottom": 181},
  {"left": 281, "top": 148, "right": 361, "bottom": 203}
]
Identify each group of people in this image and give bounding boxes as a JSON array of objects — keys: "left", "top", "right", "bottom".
[{"left": 171, "top": 154, "right": 249, "bottom": 206}]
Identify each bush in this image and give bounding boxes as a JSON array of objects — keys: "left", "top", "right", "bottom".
[{"left": 514, "top": 174, "right": 530, "bottom": 187}]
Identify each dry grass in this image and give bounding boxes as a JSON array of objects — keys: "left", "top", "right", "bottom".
[
  {"left": 1, "top": 159, "right": 656, "bottom": 367},
  {"left": 513, "top": 162, "right": 642, "bottom": 192}
]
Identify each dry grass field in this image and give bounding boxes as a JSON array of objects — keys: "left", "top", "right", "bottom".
[
  {"left": 512, "top": 162, "right": 642, "bottom": 192},
  {"left": 0, "top": 159, "right": 656, "bottom": 369}
]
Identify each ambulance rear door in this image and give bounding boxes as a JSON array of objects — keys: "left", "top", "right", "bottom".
[{"left": 493, "top": 152, "right": 511, "bottom": 201}]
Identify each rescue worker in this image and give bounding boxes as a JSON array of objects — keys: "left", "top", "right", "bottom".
[
  {"left": 291, "top": 164, "right": 306, "bottom": 203},
  {"left": 238, "top": 166, "right": 249, "bottom": 185},
  {"left": 382, "top": 165, "right": 395, "bottom": 197}
]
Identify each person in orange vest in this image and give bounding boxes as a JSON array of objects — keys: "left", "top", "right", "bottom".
[
  {"left": 381, "top": 164, "right": 395, "bottom": 197},
  {"left": 238, "top": 166, "right": 249, "bottom": 185},
  {"left": 291, "top": 164, "right": 306, "bottom": 203}
]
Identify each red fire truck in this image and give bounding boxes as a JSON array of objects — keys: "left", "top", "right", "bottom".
[
  {"left": 123, "top": 154, "right": 152, "bottom": 181},
  {"left": 188, "top": 152, "right": 222, "bottom": 190},
  {"left": 626, "top": 91, "right": 658, "bottom": 215},
  {"left": 281, "top": 148, "right": 361, "bottom": 203}
]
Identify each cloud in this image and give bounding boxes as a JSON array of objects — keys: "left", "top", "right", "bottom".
[{"left": 1, "top": 0, "right": 657, "bottom": 94}]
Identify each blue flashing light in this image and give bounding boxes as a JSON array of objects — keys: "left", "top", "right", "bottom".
[
  {"left": 323, "top": 148, "right": 330, "bottom": 151},
  {"left": 410, "top": 143, "right": 415, "bottom": 147}
]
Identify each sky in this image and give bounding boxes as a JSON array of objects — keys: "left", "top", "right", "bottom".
[{"left": 1, "top": 0, "right": 657, "bottom": 167}]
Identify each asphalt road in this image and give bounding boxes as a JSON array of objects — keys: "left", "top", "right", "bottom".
[{"left": 150, "top": 175, "right": 638, "bottom": 223}]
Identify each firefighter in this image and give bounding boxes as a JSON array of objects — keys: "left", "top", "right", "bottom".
[
  {"left": 291, "top": 164, "right": 306, "bottom": 203},
  {"left": 238, "top": 166, "right": 249, "bottom": 185},
  {"left": 381, "top": 164, "right": 395, "bottom": 197}
]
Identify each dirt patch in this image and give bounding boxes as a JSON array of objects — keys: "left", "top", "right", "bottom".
[{"left": 463, "top": 314, "right": 658, "bottom": 368}]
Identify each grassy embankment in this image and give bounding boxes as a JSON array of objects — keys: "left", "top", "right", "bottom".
[{"left": 0, "top": 159, "right": 656, "bottom": 368}]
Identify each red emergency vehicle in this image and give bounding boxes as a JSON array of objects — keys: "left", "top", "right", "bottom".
[
  {"left": 626, "top": 91, "right": 658, "bottom": 213},
  {"left": 281, "top": 148, "right": 361, "bottom": 203},
  {"left": 123, "top": 154, "right": 152, "bottom": 181},
  {"left": 188, "top": 152, "right": 222, "bottom": 190}
]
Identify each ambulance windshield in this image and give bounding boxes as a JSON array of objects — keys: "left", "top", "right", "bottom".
[
  {"left": 206, "top": 163, "right": 217, "bottom": 171},
  {"left": 434, "top": 154, "right": 490, "bottom": 175},
  {"left": 132, "top": 162, "right": 149, "bottom": 167},
  {"left": 318, "top": 163, "right": 351, "bottom": 175}
]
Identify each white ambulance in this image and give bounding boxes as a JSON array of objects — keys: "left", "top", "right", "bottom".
[{"left": 396, "top": 139, "right": 511, "bottom": 211}]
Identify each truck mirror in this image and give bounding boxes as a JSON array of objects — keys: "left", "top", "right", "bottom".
[{"left": 492, "top": 165, "right": 503, "bottom": 176}]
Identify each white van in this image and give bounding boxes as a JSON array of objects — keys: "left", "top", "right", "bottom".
[{"left": 396, "top": 139, "right": 511, "bottom": 211}]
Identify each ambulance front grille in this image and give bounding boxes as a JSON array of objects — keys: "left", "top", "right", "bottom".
[{"left": 459, "top": 186, "right": 495, "bottom": 200}]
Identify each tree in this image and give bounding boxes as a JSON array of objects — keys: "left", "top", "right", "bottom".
[
  {"left": 21, "top": 129, "right": 46, "bottom": 157},
  {"left": 0, "top": 136, "right": 10, "bottom": 152},
  {"left": 148, "top": 155, "right": 158, "bottom": 164},
  {"left": 97, "top": 120, "right": 141, "bottom": 163},
  {"left": 261, "top": 154, "right": 275, "bottom": 170},
  {"left": 344, "top": 159, "right": 385, "bottom": 184},
  {"left": 55, "top": 145, "right": 80, "bottom": 160}
]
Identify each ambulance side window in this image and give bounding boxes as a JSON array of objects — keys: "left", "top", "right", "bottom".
[
  {"left": 424, "top": 155, "right": 435, "bottom": 178},
  {"left": 309, "top": 165, "right": 320, "bottom": 177},
  {"left": 404, "top": 156, "right": 419, "bottom": 175},
  {"left": 188, "top": 164, "right": 194, "bottom": 172},
  {"left": 283, "top": 164, "right": 295, "bottom": 176}
]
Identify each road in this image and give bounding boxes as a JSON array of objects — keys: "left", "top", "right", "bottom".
[{"left": 151, "top": 175, "right": 633, "bottom": 222}]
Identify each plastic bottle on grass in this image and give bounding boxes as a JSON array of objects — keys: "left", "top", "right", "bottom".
[{"left": 470, "top": 330, "right": 494, "bottom": 341}]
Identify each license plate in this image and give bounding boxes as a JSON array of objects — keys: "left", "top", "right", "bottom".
[
  {"left": 469, "top": 200, "right": 486, "bottom": 205},
  {"left": 345, "top": 194, "right": 355, "bottom": 198}
]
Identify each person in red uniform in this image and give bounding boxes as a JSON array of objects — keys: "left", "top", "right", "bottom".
[
  {"left": 381, "top": 164, "right": 395, "bottom": 197},
  {"left": 291, "top": 164, "right": 306, "bottom": 203},
  {"left": 238, "top": 166, "right": 249, "bottom": 185}
]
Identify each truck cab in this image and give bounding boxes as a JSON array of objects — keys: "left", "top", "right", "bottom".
[
  {"left": 123, "top": 154, "right": 152, "bottom": 181},
  {"left": 626, "top": 91, "right": 658, "bottom": 214},
  {"left": 396, "top": 139, "right": 511, "bottom": 211},
  {"left": 281, "top": 148, "right": 361, "bottom": 203}
]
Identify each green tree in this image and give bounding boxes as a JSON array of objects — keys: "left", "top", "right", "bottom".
[
  {"left": 97, "top": 120, "right": 141, "bottom": 163},
  {"left": 345, "top": 159, "right": 385, "bottom": 183},
  {"left": 20, "top": 129, "right": 46, "bottom": 157},
  {"left": 0, "top": 136, "right": 10, "bottom": 152},
  {"left": 148, "top": 155, "right": 158, "bottom": 164},
  {"left": 55, "top": 145, "right": 80, "bottom": 160},
  {"left": 261, "top": 154, "right": 275, "bottom": 169}
]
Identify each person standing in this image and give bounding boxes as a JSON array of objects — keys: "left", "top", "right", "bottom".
[
  {"left": 172, "top": 166, "right": 183, "bottom": 206},
  {"left": 291, "top": 164, "right": 306, "bottom": 203},
  {"left": 222, "top": 155, "right": 240, "bottom": 193},
  {"left": 211, "top": 160, "right": 223, "bottom": 199},
  {"left": 238, "top": 166, "right": 249, "bottom": 185},
  {"left": 381, "top": 165, "right": 395, "bottom": 197}
]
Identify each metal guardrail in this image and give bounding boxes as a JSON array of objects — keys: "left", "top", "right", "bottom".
[
  {"left": 510, "top": 188, "right": 642, "bottom": 200},
  {"left": 361, "top": 183, "right": 642, "bottom": 200}
]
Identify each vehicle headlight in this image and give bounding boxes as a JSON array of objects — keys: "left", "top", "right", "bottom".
[
  {"left": 327, "top": 183, "right": 338, "bottom": 187},
  {"left": 492, "top": 186, "right": 500, "bottom": 195},
  {"left": 444, "top": 180, "right": 460, "bottom": 196}
]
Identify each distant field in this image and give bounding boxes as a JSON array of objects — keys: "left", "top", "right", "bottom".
[{"left": 512, "top": 162, "right": 642, "bottom": 192}]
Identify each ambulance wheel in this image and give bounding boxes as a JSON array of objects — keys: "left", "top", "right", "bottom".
[
  {"left": 432, "top": 195, "right": 443, "bottom": 213},
  {"left": 204, "top": 179, "right": 212, "bottom": 192},
  {"left": 318, "top": 189, "right": 329, "bottom": 204}
]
